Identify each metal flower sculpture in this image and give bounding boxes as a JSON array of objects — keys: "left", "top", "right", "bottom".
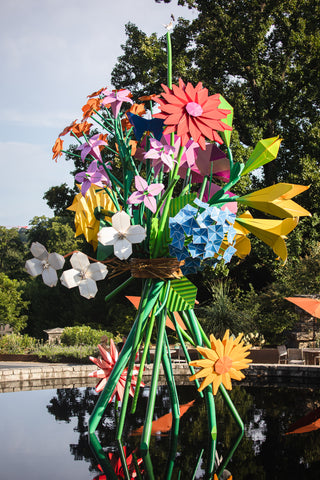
[{"left": 24, "top": 19, "right": 312, "bottom": 480}]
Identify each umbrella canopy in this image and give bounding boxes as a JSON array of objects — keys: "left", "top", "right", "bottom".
[
  {"left": 285, "top": 297, "right": 320, "bottom": 319},
  {"left": 286, "top": 406, "right": 320, "bottom": 434}
]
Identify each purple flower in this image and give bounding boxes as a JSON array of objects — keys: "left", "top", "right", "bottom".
[
  {"left": 144, "top": 138, "right": 176, "bottom": 176},
  {"left": 75, "top": 161, "right": 111, "bottom": 196},
  {"left": 127, "top": 176, "right": 164, "bottom": 213},
  {"left": 77, "top": 134, "right": 107, "bottom": 162},
  {"left": 101, "top": 88, "right": 133, "bottom": 117}
]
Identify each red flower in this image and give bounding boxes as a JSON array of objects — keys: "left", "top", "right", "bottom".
[
  {"left": 154, "top": 78, "right": 232, "bottom": 150},
  {"left": 89, "top": 339, "right": 143, "bottom": 402},
  {"left": 94, "top": 448, "right": 143, "bottom": 479}
]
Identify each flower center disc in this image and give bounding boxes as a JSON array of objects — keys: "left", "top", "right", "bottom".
[
  {"left": 214, "top": 356, "right": 233, "bottom": 374},
  {"left": 186, "top": 102, "right": 203, "bottom": 117}
]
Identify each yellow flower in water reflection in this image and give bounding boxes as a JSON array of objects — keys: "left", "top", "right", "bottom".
[{"left": 189, "top": 330, "right": 252, "bottom": 395}]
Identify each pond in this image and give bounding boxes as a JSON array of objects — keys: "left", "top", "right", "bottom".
[{"left": 1, "top": 381, "right": 320, "bottom": 479}]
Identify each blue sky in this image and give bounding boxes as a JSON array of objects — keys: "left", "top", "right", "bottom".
[{"left": 0, "top": 0, "right": 196, "bottom": 227}]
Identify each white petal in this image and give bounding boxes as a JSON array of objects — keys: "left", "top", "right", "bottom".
[
  {"left": 86, "top": 262, "right": 108, "bottom": 281},
  {"left": 97, "top": 227, "right": 118, "bottom": 246},
  {"left": 30, "top": 242, "right": 48, "bottom": 260},
  {"left": 25, "top": 258, "right": 43, "bottom": 277},
  {"left": 70, "top": 251, "right": 90, "bottom": 271},
  {"left": 60, "top": 269, "right": 81, "bottom": 289},
  {"left": 48, "top": 252, "right": 65, "bottom": 270},
  {"left": 114, "top": 238, "right": 132, "bottom": 260},
  {"left": 79, "top": 278, "right": 98, "bottom": 299},
  {"left": 42, "top": 267, "right": 58, "bottom": 287},
  {"left": 126, "top": 225, "right": 147, "bottom": 244},
  {"left": 112, "top": 211, "right": 131, "bottom": 233}
]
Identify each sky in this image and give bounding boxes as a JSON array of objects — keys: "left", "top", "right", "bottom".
[{"left": 0, "top": 0, "right": 196, "bottom": 228}]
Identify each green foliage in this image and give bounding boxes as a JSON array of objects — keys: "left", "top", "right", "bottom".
[
  {"left": 0, "top": 333, "right": 38, "bottom": 354},
  {"left": 195, "top": 279, "right": 258, "bottom": 338},
  {"left": 27, "top": 215, "right": 86, "bottom": 255},
  {"left": 0, "top": 226, "right": 28, "bottom": 279},
  {"left": 61, "top": 325, "right": 115, "bottom": 346},
  {"left": 111, "top": 20, "right": 195, "bottom": 98},
  {"left": 35, "top": 344, "right": 98, "bottom": 363},
  {"left": 0, "top": 273, "right": 29, "bottom": 332},
  {"left": 43, "top": 183, "right": 76, "bottom": 217}
]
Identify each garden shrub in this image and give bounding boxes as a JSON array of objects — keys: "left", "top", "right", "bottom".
[
  {"left": 0, "top": 333, "right": 38, "bottom": 354},
  {"left": 60, "top": 325, "right": 114, "bottom": 346}
]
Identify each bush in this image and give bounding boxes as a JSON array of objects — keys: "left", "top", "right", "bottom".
[
  {"left": 35, "top": 344, "right": 98, "bottom": 363},
  {"left": 0, "top": 333, "right": 38, "bottom": 354},
  {"left": 60, "top": 325, "right": 115, "bottom": 346}
]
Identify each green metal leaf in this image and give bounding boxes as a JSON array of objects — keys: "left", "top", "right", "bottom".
[
  {"left": 160, "top": 277, "right": 197, "bottom": 312},
  {"left": 149, "top": 218, "right": 159, "bottom": 255}
]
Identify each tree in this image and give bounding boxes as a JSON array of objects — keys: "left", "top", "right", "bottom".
[
  {"left": 43, "top": 183, "right": 75, "bottom": 217},
  {"left": 0, "top": 273, "right": 29, "bottom": 332},
  {"left": 112, "top": 1, "right": 320, "bottom": 258},
  {"left": 27, "top": 215, "right": 87, "bottom": 255},
  {"left": 0, "top": 226, "right": 28, "bottom": 280}
]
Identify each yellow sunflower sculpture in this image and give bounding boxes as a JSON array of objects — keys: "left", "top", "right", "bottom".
[{"left": 189, "top": 330, "right": 252, "bottom": 395}]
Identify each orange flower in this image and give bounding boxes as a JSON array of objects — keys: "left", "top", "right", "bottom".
[
  {"left": 115, "top": 139, "right": 137, "bottom": 156},
  {"left": 82, "top": 97, "right": 102, "bottom": 119},
  {"left": 58, "top": 120, "right": 77, "bottom": 137},
  {"left": 52, "top": 138, "right": 63, "bottom": 162},
  {"left": 71, "top": 121, "right": 92, "bottom": 138},
  {"left": 122, "top": 103, "right": 146, "bottom": 131},
  {"left": 87, "top": 87, "right": 105, "bottom": 98},
  {"left": 154, "top": 78, "right": 232, "bottom": 149},
  {"left": 138, "top": 94, "right": 159, "bottom": 101},
  {"left": 189, "top": 330, "right": 252, "bottom": 395}
]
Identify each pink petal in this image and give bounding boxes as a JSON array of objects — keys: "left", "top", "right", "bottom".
[{"left": 134, "top": 175, "right": 148, "bottom": 192}]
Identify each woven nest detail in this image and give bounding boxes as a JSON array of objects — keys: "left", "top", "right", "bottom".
[{"left": 129, "top": 258, "right": 184, "bottom": 279}]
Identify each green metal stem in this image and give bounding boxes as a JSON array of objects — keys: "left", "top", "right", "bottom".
[
  {"left": 169, "top": 312, "right": 203, "bottom": 397},
  {"left": 89, "top": 279, "right": 164, "bottom": 435},
  {"left": 185, "top": 309, "right": 217, "bottom": 478},
  {"left": 117, "top": 439, "right": 131, "bottom": 480},
  {"left": 104, "top": 277, "right": 133, "bottom": 302},
  {"left": 140, "top": 307, "right": 167, "bottom": 456},
  {"left": 191, "top": 449, "right": 204, "bottom": 480},
  {"left": 216, "top": 385, "right": 244, "bottom": 478},
  {"left": 116, "top": 287, "right": 151, "bottom": 442},
  {"left": 131, "top": 281, "right": 171, "bottom": 413},
  {"left": 89, "top": 433, "right": 118, "bottom": 480},
  {"left": 130, "top": 305, "right": 157, "bottom": 414},
  {"left": 166, "top": 30, "right": 172, "bottom": 89},
  {"left": 162, "top": 333, "right": 180, "bottom": 480}
]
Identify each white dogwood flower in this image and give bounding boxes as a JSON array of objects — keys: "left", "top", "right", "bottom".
[
  {"left": 60, "top": 251, "right": 108, "bottom": 299},
  {"left": 97, "top": 211, "right": 146, "bottom": 260},
  {"left": 25, "top": 242, "right": 65, "bottom": 287}
]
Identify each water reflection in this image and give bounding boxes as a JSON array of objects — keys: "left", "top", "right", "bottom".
[{"left": 0, "top": 383, "right": 320, "bottom": 479}]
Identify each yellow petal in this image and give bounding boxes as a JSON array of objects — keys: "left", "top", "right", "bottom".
[
  {"left": 235, "top": 216, "right": 299, "bottom": 263},
  {"left": 212, "top": 375, "right": 222, "bottom": 395}
]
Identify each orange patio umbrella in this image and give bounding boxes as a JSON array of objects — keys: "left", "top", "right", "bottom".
[
  {"left": 286, "top": 406, "right": 320, "bottom": 434},
  {"left": 285, "top": 297, "right": 320, "bottom": 318}
]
